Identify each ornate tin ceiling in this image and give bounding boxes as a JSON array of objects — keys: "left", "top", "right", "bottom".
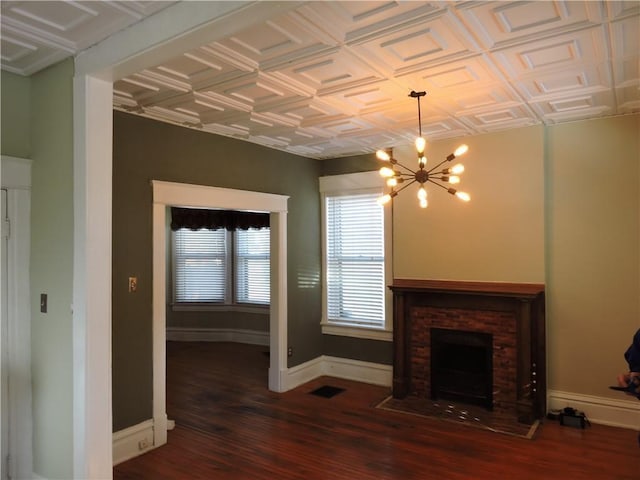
[{"left": 2, "top": 1, "right": 639, "bottom": 159}]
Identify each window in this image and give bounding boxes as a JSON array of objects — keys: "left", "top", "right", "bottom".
[
  {"left": 235, "top": 228, "right": 270, "bottom": 305},
  {"left": 173, "top": 228, "right": 227, "bottom": 303},
  {"left": 326, "top": 193, "right": 384, "bottom": 326},
  {"left": 172, "top": 227, "right": 270, "bottom": 307},
  {"left": 320, "top": 172, "right": 392, "bottom": 341}
]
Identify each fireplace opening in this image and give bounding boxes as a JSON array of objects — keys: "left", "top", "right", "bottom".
[{"left": 430, "top": 328, "right": 493, "bottom": 410}]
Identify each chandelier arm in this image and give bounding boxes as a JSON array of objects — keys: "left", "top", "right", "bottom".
[
  {"left": 426, "top": 158, "right": 451, "bottom": 174},
  {"left": 395, "top": 172, "right": 414, "bottom": 178},
  {"left": 430, "top": 175, "right": 455, "bottom": 182},
  {"left": 394, "top": 161, "right": 417, "bottom": 175},
  {"left": 427, "top": 178, "right": 452, "bottom": 192},
  {"left": 393, "top": 179, "right": 418, "bottom": 195}
]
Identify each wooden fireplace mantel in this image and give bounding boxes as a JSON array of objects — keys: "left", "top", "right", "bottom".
[
  {"left": 389, "top": 279, "right": 546, "bottom": 423},
  {"left": 390, "top": 279, "right": 545, "bottom": 297}
]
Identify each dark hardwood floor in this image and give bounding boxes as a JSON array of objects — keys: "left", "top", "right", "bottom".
[{"left": 114, "top": 342, "right": 639, "bottom": 479}]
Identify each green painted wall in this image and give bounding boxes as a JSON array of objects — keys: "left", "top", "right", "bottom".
[
  {"left": 320, "top": 154, "right": 379, "bottom": 176},
  {"left": 112, "top": 111, "right": 323, "bottom": 430},
  {"left": 29, "top": 58, "right": 75, "bottom": 480},
  {"left": 167, "top": 308, "right": 269, "bottom": 331},
  {"left": 546, "top": 114, "right": 639, "bottom": 399},
  {"left": 1, "top": 70, "right": 31, "bottom": 158}
]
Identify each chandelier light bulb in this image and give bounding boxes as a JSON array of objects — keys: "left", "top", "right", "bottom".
[
  {"left": 415, "top": 137, "right": 426, "bottom": 154},
  {"left": 448, "top": 175, "right": 460, "bottom": 184},
  {"left": 379, "top": 167, "right": 395, "bottom": 177},
  {"left": 417, "top": 186, "right": 427, "bottom": 200},
  {"left": 377, "top": 193, "right": 395, "bottom": 205},
  {"left": 419, "top": 198, "right": 428, "bottom": 209},
  {"left": 455, "top": 191, "right": 471, "bottom": 202},
  {"left": 376, "top": 149, "right": 391, "bottom": 161},
  {"left": 454, "top": 144, "right": 469, "bottom": 157},
  {"left": 451, "top": 163, "right": 465, "bottom": 174},
  {"left": 418, "top": 155, "right": 427, "bottom": 168},
  {"left": 387, "top": 177, "right": 398, "bottom": 187}
]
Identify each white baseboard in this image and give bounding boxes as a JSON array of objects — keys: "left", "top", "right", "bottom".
[
  {"left": 284, "top": 355, "right": 392, "bottom": 391},
  {"left": 166, "top": 327, "right": 269, "bottom": 346},
  {"left": 285, "top": 356, "right": 325, "bottom": 390},
  {"left": 323, "top": 356, "right": 392, "bottom": 386},
  {"left": 113, "top": 419, "right": 155, "bottom": 466},
  {"left": 548, "top": 389, "right": 640, "bottom": 430}
]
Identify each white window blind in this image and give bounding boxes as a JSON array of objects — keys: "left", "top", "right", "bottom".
[
  {"left": 325, "top": 193, "right": 385, "bottom": 328},
  {"left": 173, "top": 228, "right": 226, "bottom": 303},
  {"left": 235, "top": 228, "right": 270, "bottom": 305}
]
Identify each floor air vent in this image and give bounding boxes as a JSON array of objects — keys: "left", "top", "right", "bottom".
[{"left": 309, "top": 385, "right": 345, "bottom": 398}]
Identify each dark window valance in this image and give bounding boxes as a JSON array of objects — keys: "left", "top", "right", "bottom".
[{"left": 170, "top": 207, "right": 270, "bottom": 231}]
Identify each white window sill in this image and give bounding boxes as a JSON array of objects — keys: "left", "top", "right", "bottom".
[
  {"left": 171, "top": 303, "right": 269, "bottom": 314},
  {"left": 321, "top": 322, "right": 392, "bottom": 341}
]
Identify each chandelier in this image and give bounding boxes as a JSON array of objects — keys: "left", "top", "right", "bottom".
[{"left": 376, "top": 90, "right": 470, "bottom": 208}]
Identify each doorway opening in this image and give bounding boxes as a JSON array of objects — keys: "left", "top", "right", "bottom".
[{"left": 151, "top": 180, "right": 288, "bottom": 448}]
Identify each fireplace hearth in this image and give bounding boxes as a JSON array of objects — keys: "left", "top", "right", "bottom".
[{"left": 390, "top": 279, "right": 546, "bottom": 424}]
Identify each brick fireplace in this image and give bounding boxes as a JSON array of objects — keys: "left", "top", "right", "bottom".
[{"left": 390, "top": 279, "right": 546, "bottom": 424}]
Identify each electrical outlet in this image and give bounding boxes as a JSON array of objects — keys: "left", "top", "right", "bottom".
[
  {"left": 128, "top": 276, "right": 138, "bottom": 293},
  {"left": 138, "top": 438, "right": 149, "bottom": 450}
]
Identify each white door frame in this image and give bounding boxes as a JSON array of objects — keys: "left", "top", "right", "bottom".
[
  {"left": 1, "top": 155, "right": 33, "bottom": 479},
  {"left": 151, "top": 181, "right": 289, "bottom": 446},
  {"left": 72, "top": 3, "right": 298, "bottom": 477}
]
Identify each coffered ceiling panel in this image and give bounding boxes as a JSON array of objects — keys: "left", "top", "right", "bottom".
[
  {"left": 491, "top": 26, "right": 609, "bottom": 77},
  {"left": 512, "top": 63, "right": 612, "bottom": 109},
  {"left": 299, "top": 1, "right": 444, "bottom": 45},
  {"left": 210, "top": 13, "right": 338, "bottom": 70},
  {"left": 616, "top": 85, "right": 640, "bottom": 113},
  {"left": 456, "top": 0, "right": 604, "bottom": 49},
  {"left": 1, "top": 0, "right": 176, "bottom": 75},
  {"left": 530, "top": 90, "right": 615, "bottom": 122},
  {"left": 347, "top": 10, "right": 479, "bottom": 76},
  {"left": 268, "top": 48, "right": 387, "bottom": 97},
  {"left": 2, "top": 1, "right": 639, "bottom": 160}
]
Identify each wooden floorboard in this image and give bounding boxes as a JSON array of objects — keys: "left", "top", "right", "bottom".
[{"left": 114, "top": 342, "right": 639, "bottom": 479}]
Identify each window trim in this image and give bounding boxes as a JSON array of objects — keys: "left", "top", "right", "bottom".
[{"left": 319, "top": 171, "right": 393, "bottom": 341}]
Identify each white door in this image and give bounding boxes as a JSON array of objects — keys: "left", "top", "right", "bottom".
[
  {"left": 1, "top": 187, "right": 9, "bottom": 480},
  {"left": 0, "top": 156, "right": 32, "bottom": 479}
]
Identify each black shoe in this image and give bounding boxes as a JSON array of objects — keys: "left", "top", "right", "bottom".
[
  {"left": 609, "top": 385, "right": 640, "bottom": 399},
  {"left": 609, "top": 375, "right": 640, "bottom": 398}
]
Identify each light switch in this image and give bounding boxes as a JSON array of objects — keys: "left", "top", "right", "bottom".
[
  {"left": 40, "top": 293, "right": 47, "bottom": 313},
  {"left": 128, "top": 276, "right": 138, "bottom": 293}
]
